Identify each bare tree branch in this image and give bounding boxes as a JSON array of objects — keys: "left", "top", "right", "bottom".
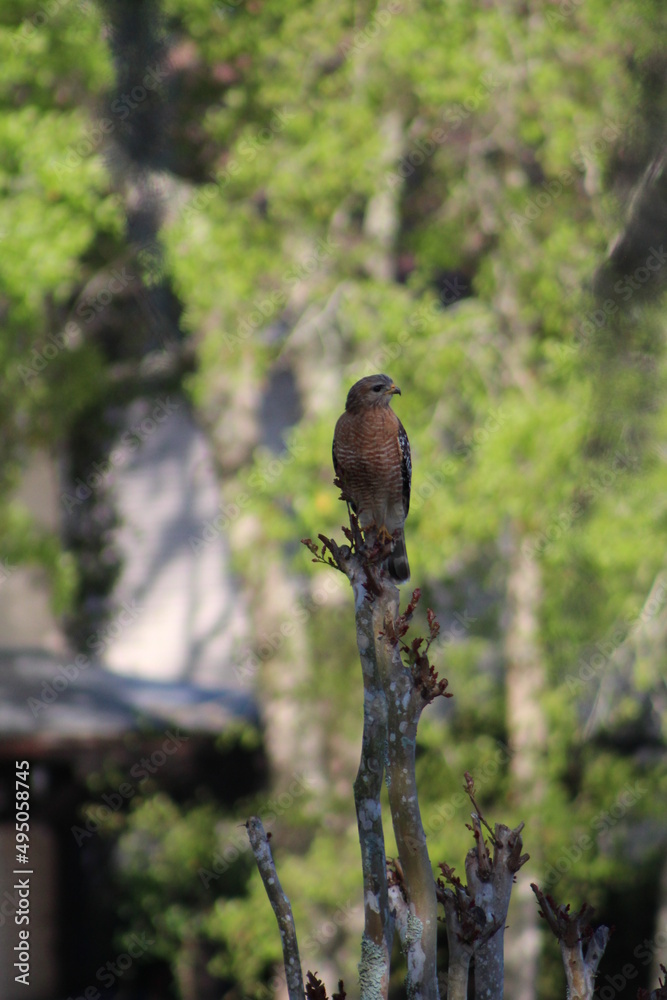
[
  {"left": 309, "top": 526, "right": 446, "bottom": 1000},
  {"left": 353, "top": 568, "right": 394, "bottom": 999},
  {"left": 467, "top": 813, "right": 529, "bottom": 999},
  {"left": 381, "top": 585, "right": 440, "bottom": 1000},
  {"left": 307, "top": 525, "right": 394, "bottom": 1000},
  {"left": 531, "top": 883, "right": 609, "bottom": 1000},
  {"left": 246, "top": 816, "right": 305, "bottom": 1000},
  {"left": 436, "top": 866, "right": 479, "bottom": 1000}
]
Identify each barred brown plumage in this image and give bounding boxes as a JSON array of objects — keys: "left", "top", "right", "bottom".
[{"left": 332, "top": 373, "right": 411, "bottom": 583}]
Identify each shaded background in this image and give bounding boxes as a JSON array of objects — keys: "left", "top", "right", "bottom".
[{"left": 1, "top": 0, "right": 666, "bottom": 998}]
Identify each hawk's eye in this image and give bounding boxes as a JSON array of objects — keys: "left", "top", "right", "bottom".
[{"left": 373, "top": 385, "right": 384, "bottom": 392}]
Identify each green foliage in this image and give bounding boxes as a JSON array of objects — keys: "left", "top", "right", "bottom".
[
  {"left": 112, "top": 793, "right": 254, "bottom": 969},
  {"left": 3, "top": 0, "right": 667, "bottom": 996},
  {"left": 0, "top": 1, "right": 123, "bottom": 606}
]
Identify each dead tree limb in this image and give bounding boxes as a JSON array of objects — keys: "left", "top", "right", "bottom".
[
  {"left": 436, "top": 777, "right": 528, "bottom": 999},
  {"left": 436, "top": 865, "right": 483, "bottom": 1000},
  {"left": 305, "top": 527, "right": 395, "bottom": 999},
  {"left": 463, "top": 774, "right": 529, "bottom": 999},
  {"left": 531, "top": 884, "right": 609, "bottom": 1000},
  {"left": 353, "top": 566, "right": 393, "bottom": 999},
  {"left": 381, "top": 585, "right": 442, "bottom": 1000},
  {"left": 305, "top": 526, "right": 448, "bottom": 1000},
  {"left": 246, "top": 817, "right": 305, "bottom": 1000}
]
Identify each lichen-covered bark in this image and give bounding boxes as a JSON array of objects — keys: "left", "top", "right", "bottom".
[
  {"left": 246, "top": 816, "right": 305, "bottom": 1000},
  {"left": 353, "top": 579, "right": 393, "bottom": 999},
  {"left": 467, "top": 820, "right": 529, "bottom": 1000},
  {"left": 376, "top": 582, "right": 439, "bottom": 1000},
  {"left": 317, "top": 533, "right": 440, "bottom": 1000}
]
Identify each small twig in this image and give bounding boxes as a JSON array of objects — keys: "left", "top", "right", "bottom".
[
  {"left": 306, "top": 971, "right": 329, "bottom": 1000},
  {"left": 332, "top": 979, "right": 347, "bottom": 1000},
  {"left": 381, "top": 590, "right": 451, "bottom": 704},
  {"left": 302, "top": 515, "right": 384, "bottom": 596},
  {"left": 464, "top": 772, "right": 497, "bottom": 844},
  {"left": 246, "top": 817, "right": 305, "bottom": 1000}
]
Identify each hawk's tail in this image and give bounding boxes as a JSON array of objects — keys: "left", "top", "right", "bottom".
[{"left": 387, "top": 528, "right": 410, "bottom": 584}]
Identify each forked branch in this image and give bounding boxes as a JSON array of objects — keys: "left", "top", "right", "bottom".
[
  {"left": 305, "top": 524, "right": 450, "bottom": 1000},
  {"left": 531, "top": 884, "right": 609, "bottom": 1000}
]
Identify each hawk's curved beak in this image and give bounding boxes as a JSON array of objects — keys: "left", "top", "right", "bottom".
[{"left": 387, "top": 384, "right": 401, "bottom": 395}]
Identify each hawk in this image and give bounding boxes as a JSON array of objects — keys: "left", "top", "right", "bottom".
[{"left": 332, "top": 373, "right": 411, "bottom": 583}]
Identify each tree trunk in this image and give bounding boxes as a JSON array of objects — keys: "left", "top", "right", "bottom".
[{"left": 501, "top": 532, "right": 547, "bottom": 1000}]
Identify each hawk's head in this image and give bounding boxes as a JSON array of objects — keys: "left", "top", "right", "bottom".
[{"left": 345, "top": 374, "right": 401, "bottom": 411}]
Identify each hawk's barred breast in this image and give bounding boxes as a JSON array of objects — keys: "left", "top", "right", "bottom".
[{"left": 332, "top": 373, "right": 411, "bottom": 583}]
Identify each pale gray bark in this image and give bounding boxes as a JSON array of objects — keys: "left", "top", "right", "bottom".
[
  {"left": 309, "top": 531, "right": 443, "bottom": 1000},
  {"left": 531, "top": 885, "right": 609, "bottom": 1000},
  {"left": 467, "top": 818, "right": 529, "bottom": 999},
  {"left": 247, "top": 816, "right": 305, "bottom": 1000},
  {"left": 502, "top": 533, "right": 547, "bottom": 1000}
]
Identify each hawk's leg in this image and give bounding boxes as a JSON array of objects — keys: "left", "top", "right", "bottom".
[
  {"left": 361, "top": 523, "right": 394, "bottom": 569},
  {"left": 376, "top": 524, "right": 393, "bottom": 546}
]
